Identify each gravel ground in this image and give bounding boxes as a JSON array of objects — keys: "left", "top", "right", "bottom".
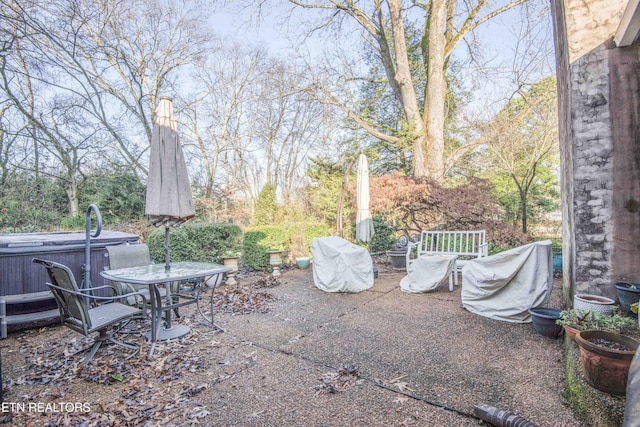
[{"left": 1, "top": 262, "right": 581, "bottom": 426}]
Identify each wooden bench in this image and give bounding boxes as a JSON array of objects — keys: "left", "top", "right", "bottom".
[
  {"left": 406, "top": 230, "right": 488, "bottom": 280},
  {"left": 1, "top": 291, "right": 60, "bottom": 339}
]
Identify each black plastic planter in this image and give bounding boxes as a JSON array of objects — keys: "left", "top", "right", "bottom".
[
  {"left": 615, "top": 282, "right": 640, "bottom": 316},
  {"left": 386, "top": 248, "right": 408, "bottom": 271},
  {"left": 528, "top": 307, "right": 562, "bottom": 339}
]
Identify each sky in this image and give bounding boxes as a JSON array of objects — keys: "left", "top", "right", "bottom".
[{"left": 208, "top": 1, "right": 556, "bottom": 118}]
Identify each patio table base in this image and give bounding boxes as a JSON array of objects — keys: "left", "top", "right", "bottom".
[{"left": 146, "top": 324, "right": 190, "bottom": 341}]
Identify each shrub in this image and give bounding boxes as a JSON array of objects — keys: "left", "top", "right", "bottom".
[
  {"left": 251, "top": 184, "right": 278, "bottom": 226},
  {"left": 367, "top": 175, "right": 531, "bottom": 250},
  {"left": 484, "top": 221, "right": 532, "bottom": 252},
  {"left": 361, "top": 215, "right": 399, "bottom": 254},
  {"left": 243, "top": 221, "right": 331, "bottom": 271},
  {"left": 147, "top": 222, "right": 242, "bottom": 264},
  {"left": 79, "top": 170, "right": 146, "bottom": 225},
  {"left": 0, "top": 175, "right": 67, "bottom": 232},
  {"left": 243, "top": 230, "right": 271, "bottom": 271}
]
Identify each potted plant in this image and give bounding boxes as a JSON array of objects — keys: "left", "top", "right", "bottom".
[
  {"left": 528, "top": 307, "right": 563, "bottom": 338},
  {"left": 573, "top": 293, "right": 616, "bottom": 315},
  {"left": 615, "top": 281, "right": 640, "bottom": 317},
  {"left": 556, "top": 308, "right": 637, "bottom": 341},
  {"left": 575, "top": 330, "right": 640, "bottom": 395}
]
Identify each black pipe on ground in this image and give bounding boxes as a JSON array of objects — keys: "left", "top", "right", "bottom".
[{"left": 473, "top": 404, "right": 537, "bottom": 427}]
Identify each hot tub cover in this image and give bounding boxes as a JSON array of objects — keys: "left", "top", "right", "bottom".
[
  {"left": 461, "top": 240, "right": 553, "bottom": 323},
  {"left": 311, "top": 236, "right": 373, "bottom": 293}
]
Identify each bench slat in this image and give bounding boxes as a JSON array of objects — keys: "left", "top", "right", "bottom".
[{"left": 413, "top": 230, "right": 487, "bottom": 259}]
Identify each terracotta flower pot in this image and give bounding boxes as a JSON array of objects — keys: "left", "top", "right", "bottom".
[
  {"left": 575, "top": 330, "right": 640, "bottom": 396},
  {"left": 563, "top": 325, "right": 580, "bottom": 341}
]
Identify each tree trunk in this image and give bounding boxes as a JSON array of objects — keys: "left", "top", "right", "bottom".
[
  {"left": 422, "top": 0, "right": 447, "bottom": 181},
  {"left": 65, "top": 179, "right": 79, "bottom": 218},
  {"left": 387, "top": 0, "right": 430, "bottom": 179},
  {"left": 520, "top": 189, "right": 528, "bottom": 233}
]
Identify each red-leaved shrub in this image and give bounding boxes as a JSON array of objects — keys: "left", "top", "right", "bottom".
[{"left": 366, "top": 175, "right": 530, "bottom": 248}]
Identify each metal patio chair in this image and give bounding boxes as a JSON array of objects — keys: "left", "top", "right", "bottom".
[
  {"left": 105, "top": 244, "right": 186, "bottom": 318},
  {"left": 32, "top": 258, "right": 148, "bottom": 364},
  {"left": 105, "top": 244, "right": 224, "bottom": 329},
  {"left": 105, "top": 244, "right": 162, "bottom": 306},
  {"left": 107, "top": 243, "right": 205, "bottom": 318}
]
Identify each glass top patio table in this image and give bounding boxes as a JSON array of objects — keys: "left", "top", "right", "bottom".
[
  {"left": 100, "top": 261, "right": 229, "bottom": 285},
  {"left": 100, "top": 261, "right": 230, "bottom": 357}
]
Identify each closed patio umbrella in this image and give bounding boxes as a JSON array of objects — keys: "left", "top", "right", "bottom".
[
  {"left": 145, "top": 97, "right": 195, "bottom": 270},
  {"left": 356, "top": 153, "right": 375, "bottom": 243}
]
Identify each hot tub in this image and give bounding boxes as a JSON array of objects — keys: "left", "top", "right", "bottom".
[{"left": 0, "top": 231, "right": 139, "bottom": 296}]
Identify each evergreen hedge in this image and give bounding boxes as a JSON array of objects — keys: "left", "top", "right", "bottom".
[
  {"left": 147, "top": 222, "right": 242, "bottom": 264},
  {"left": 243, "top": 222, "right": 330, "bottom": 271}
]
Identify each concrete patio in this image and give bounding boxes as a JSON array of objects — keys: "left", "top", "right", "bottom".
[{"left": 2, "top": 263, "right": 588, "bottom": 426}]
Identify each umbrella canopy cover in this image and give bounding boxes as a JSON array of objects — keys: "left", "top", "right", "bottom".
[
  {"left": 356, "top": 153, "right": 375, "bottom": 243},
  {"left": 145, "top": 97, "right": 195, "bottom": 226}
]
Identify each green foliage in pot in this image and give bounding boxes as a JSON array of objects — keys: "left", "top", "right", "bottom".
[{"left": 556, "top": 308, "right": 637, "bottom": 335}]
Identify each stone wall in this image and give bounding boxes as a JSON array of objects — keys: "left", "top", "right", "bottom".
[
  {"left": 551, "top": 0, "right": 640, "bottom": 301},
  {"left": 610, "top": 46, "right": 640, "bottom": 283},
  {"left": 570, "top": 43, "right": 614, "bottom": 294},
  {"left": 550, "top": 0, "right": 574, "bottom": 303}
]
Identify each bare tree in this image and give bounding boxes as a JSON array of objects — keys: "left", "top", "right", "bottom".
[
  {"left": 252, "top": 59, "right": 333, "bottom": 202},
  {"left": 182, "top": 42, "right": 264, "bottom": 213},
  {"left": 0, "top": 0, "right": 214, "bottom": 215},
  {"left": 283, "top": 0, "right": 532, "bottom": 182},
  {"left": 68, "top": 0, "right": 213, "bottom": 174},
  {"left": 183, "top": 42, "right": 335, "bottom": 217},
  {"left": 481, "top": 76, "right": 558, "bottom": 233},
  {"left": 0, "top": 0, "right": 94, "bottom": 216}
]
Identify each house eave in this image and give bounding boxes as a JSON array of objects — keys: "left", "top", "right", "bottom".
[{"left": 615, "top": 0, "right": 640, "bottom": 46}]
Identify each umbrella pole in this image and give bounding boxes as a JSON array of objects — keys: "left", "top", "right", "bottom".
[{"left": 164, "top": 225, "right": 171, "bottom": 271}]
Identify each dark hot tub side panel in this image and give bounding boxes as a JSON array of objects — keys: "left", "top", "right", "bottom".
[{"left": 0, "top": 231, "right": 140, "bottom": 296}]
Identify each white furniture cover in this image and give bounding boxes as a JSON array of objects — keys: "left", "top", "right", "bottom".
[
  {"left": 461, "top": 240, "right": 553, "bottom": 323},
  {"left": 400, "top": 254, "right": 457, "bottom": 293},
  {"left": 311, "top": 236, "right": 374, "bottom": 293}
]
